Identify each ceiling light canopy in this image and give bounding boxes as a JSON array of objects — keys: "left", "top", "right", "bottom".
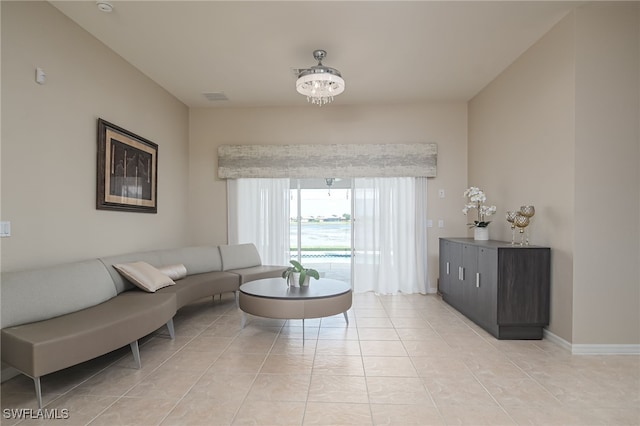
[{"left": 296, "top": 50, "right": 345, "bottom": 106}]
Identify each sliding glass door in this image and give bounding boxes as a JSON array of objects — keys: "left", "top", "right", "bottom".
[
  {"left": 229, "top": 177, "right": 428, "bottom": 293},
  {"left": 290, "top": 179, "right": 352, "bottom": 284}
]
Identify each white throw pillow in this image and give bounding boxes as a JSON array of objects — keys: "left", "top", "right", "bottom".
[
  {"left": 158, "top": 264, "right": 187, "bottom": 281},
  {"left": 113, "top": 261, "right": 175, "bottom": 292}
]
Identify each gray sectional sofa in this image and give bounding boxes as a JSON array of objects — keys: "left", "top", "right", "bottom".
[{"left": 0, "top": 243, "right": 286, "bottom": 408}]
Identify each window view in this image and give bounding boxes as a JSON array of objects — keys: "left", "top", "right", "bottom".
[{"left": 290, "top": 179, "right": 352, "bottom": 283}]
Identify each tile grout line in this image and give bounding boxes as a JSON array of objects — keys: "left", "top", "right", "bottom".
[
  {"left": 227, "top": 314, "right": 285, "bottom": 425},
  {"left": 154, "top": 310, "right": 235, "bottom": 426}
]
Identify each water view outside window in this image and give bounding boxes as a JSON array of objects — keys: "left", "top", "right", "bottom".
[{"left": 290, "top": 188, "right": 352, "bottom": 283}]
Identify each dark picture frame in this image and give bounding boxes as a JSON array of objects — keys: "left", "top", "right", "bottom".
[{"left": 97, "top": 119, "right": 158, "bottom": 213}]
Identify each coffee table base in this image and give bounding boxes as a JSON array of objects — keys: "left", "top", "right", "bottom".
[
  {"left": 240, "top": 312, "right": 349, "bottom": 339},
  {"left": 239, "top": 287, "right": 352, "bottom": 338}
]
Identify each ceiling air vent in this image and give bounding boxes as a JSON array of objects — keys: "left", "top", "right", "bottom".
[{"left": 203, "top": 92, "right": 229, "bottom": 102}]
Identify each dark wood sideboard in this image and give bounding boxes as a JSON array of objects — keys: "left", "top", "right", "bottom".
[{"left": 438, "top": 238, "right": 550, "bottom": 340}]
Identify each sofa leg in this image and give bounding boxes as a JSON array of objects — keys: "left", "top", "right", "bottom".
[
  {"left": 235, "top": 291, "right": 239, "bottom": 308},
  {"left": 130, "top": 341, "right": 141, "bottom": 369},
  {"left": 166, "top": 318, "right": 175, "bottom": 340},
  {"left": 33, "top": 376, "right": 43, "bottom": 409}
]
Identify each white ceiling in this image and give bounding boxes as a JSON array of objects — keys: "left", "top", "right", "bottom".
[{"left": 50, "top": 1, "right": 578, "bottom": 109}]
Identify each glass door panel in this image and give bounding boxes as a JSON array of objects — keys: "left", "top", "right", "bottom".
[{"left": 290, "top": 179, "right": 352, "bottom": 284}]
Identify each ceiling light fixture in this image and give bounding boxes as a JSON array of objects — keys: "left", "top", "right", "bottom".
[
  {"left": 96, "top": 1, "right": 113, "bottom": 13},
  {"left": 296, "top": 50, "right": 345, "bottom": 106},
  {"left": 324, "top": 178, "right": 343, "bottom": 195}
]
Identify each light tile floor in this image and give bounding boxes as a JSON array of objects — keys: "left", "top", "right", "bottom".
[{"left": 1, "top": 293, "right": 639, "bottom": 425}]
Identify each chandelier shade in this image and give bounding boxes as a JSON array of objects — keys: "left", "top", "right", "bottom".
[{"left": 296, "top": 50, "right": 345, "bottom": 106}]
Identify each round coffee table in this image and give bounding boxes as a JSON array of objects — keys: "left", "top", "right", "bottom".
[{"left": 239, "top": 278, "right": 352, "bottom": 336}]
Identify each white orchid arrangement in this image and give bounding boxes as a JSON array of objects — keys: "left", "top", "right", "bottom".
[{"left": 463, "top": 187, "right": 497, "bottom": 228}]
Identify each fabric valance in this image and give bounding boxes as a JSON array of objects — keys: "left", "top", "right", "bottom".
[{"left": 217, "top": 143, "right": 437, "bottom": 178}]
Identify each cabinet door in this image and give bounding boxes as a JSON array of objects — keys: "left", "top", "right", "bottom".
[
  {"left": 438, "top": 239, "right": 452, "bottom": 297},
  {"left": 441, "top": 240, "right": 463, "bottom": 310},
  {"left": 476, "top": 247, "right": 497, "bottom": 332},
  {"left": 497, "top": 248, "right": 550, "bottom": 326},
  {"left": 460, "top": 244, "right": 478, "bottom": 320}
]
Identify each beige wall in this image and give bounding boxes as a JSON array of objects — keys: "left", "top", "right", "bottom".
[
  {"left": 469, "top": 11, "right": 575, "bottom": 341},
  {"left": 469, "top": 4, "right": 640, "bottom": 345},
  {"left": 572, "top": 4, "right": 640, "bottom": 345},
  {"left": 1, "top": 2, "right": 190, "bottom": 272},
  {"left": 188, "top": 103, "right": 469, "bottom": 291}
]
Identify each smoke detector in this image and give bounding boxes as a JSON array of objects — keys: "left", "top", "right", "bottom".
[{"left": 96, "top": 1, "right": 114, "bottom": 13}]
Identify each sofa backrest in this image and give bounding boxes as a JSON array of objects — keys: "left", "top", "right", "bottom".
[
  {"left": 99, "top": 246, "right": 223, "bottom": 293},
  {"left": 158, "top": 246, "right": 223, "bottom": 275},
  {"left": 219, "top": 243, "right": 262, "bottom": 270},
  {"left": 0, "top": 259, "right": 118, "bottom": 328}
]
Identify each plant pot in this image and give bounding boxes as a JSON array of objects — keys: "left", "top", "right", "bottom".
[
  {"left": 474, "top": 227, "right": 489, "bottom": 241},
  {"left": 288, "top": 273, "right": 310, "bottom": 287},
  {"left": 288, "top": 273, "right": 300, "bottom": 287}
]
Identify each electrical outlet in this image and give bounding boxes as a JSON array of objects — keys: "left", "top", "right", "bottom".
[
  {"left": 438, "top": 219, "right": 445, "bottom": 228},
  {"left": 427, "top": 219, "right": 433, "bottom": 228}
]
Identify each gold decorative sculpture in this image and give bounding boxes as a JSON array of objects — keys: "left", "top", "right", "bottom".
[
  {"left": 506, "top": 205, "right": 535, "bottom": 246},
  {"left": 506, "top": 211, "right": 519, "bottom": 245}
]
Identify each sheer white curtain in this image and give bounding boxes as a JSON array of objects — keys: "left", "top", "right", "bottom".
[
  {"left": 352, "top": 177, "right": 428, "bottom": 294},
  {"left": 227, "top": 178, "right": 290, "bottom": 265}
]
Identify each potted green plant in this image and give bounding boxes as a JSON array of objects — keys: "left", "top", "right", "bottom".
[{"left": 282, "top": 260, "right": 320, "bottom": 287}]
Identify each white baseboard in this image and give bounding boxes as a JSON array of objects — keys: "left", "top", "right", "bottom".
[
  {"left": 543, "top": 329, "right": 572, "bottom": 351},
  {"left": 543, "top": 329, "right": 640, "bottom": 355},
  {"left": 571, "top": 344, "right": 640, "bottom": 355}
]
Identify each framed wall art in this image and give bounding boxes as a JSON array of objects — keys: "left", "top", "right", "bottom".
[{"left": 97, "top": 119, "right": 158, "bottom": 213}]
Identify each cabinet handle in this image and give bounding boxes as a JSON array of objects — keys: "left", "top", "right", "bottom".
[
  {"left": 446, "top": 262, "right": 450, "bottom": 275},
  {"left": 459, "top": 267, "right": 464, "bottom": 281},
  {"left": 476, "top": 272, "right": 480, "bottom": 288}
]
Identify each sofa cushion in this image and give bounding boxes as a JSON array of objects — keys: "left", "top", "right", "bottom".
[
  {"left": 227, "top": 265, "right": 288, "bottom": 284},
  {"left": 0, "top": 260, "right": 118, "bottom": 328},
  {"left": 100, "top": 252, "right": 164, "bottom": 294},
  {"left": 1, "top": 291, "right": 176, "bottom": 377},
  {"left": 113, "top": 262, "right": 175, "bottom": 292},
  {"left": 158, "top": 264, "right": 187, "bottom": 281},
  {"left": 219, "top": 243, "right": 262, "bottom": 270}
]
